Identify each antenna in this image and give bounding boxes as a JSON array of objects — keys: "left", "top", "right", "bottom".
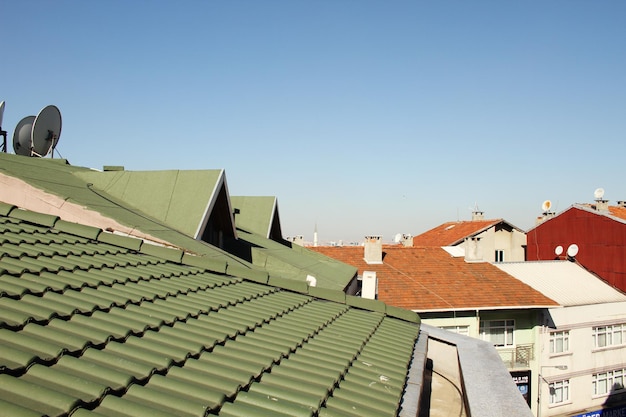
[
  {"left": 554, "top": 245, "right": 563, "bottom": 257},
  {"left": 542, "top": 200, "right": 552, "bottom": 213},
  {"left": 566, "top": 244, "right": 579, "bottom": 259},
  {"left": 594, "top": 188, "right": 605, "bottom": 200},
  {"left": 12, "top": 115, "right": 36, "bottom": 156},
  {"left": 0, "top": 101, "right": 6, "bottom": 152},
  {"left": 31, "top": 105, "right": 62, "bottom": 157},
  {"left": 11, "top": 105, "right": 62, "bottom": 158}
]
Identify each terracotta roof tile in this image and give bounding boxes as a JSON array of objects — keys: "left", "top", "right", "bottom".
[
  {"left": 311, "top": 246, "right": 558, "bottom": 311},
  {"left": 412, "top": 219, "right": 503, "bottom": 246},
  {"left": 609, "top": 205, "right": 626, "bottom": 221}
]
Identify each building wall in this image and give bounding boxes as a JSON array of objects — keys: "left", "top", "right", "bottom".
[
  {"left": 527, "top": 208, "right": 626, "bottom": 291},
  {"left": 458, "top": 226, "right": 527, "bottom": 262},
  {"left": 537, "top": 304, "right": 626, "bottom": 416}
]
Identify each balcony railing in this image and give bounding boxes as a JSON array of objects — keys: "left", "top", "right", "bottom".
[{"left": 497, "top": 343, "right": 534, "bottom": 368}]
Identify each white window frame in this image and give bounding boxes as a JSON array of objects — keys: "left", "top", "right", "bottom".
[
  {"left": 440, "top": 325, "right": 470, "bottom": 336},
  {"left": 479, "top": 319, "right": 515, "bottom": 347},
  {"left": 592, "top": 324, "right": 626, "bottom": 349},
  {"left": 592, "top": 368, "right": 625, "bottom": 397},
  {"left": 549, "top": 330, "right": 570, "bottom": 354},
  {"left": 549, "top": 380, "right": 569, "bottom": 405}
]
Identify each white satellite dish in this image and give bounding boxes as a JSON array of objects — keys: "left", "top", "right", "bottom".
[
  {"left": 0, "top": 101, "right": 5, "bottom": 128},
  {"left": 542, "top": 200, "right": 552, "bottom": 212},
  {"left": 12, "top": 115, "right": 36, "bottom": 156},
  {"left": 567, "top": 244, "right": 579, "bottom": 258},
  {"left": 555, "top": 245, "right": 563, "bottom": 256},
  {"left": 31, "top": 105, "right": 62, "bottom": 157},
  {"left": 594, "top": 188, "right": 605, "bottom": 200}
]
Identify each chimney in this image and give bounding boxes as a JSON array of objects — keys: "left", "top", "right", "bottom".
[
  {"left": 288, "top": 235, "right": 304, "bottom": 246},
  {"left": 472, "top": 209, "right": 484, "bottom": 221},
  {"left": 364, "top": 235, "right": 383, "bottom": 264},
  {"left": 594, "top": 199, "right": 609, "bottom": 212},
  {"left": 464, "top": 236, "right": 483, "bottom": 262},
  {"left": 401, "top": 234, "right": 413, "bottom": 247},
  {"left": 617, "top": 201, "right": 626, "bottom": 208},
  {"left": 361, "top": 271, "right": 377, "bottom": 299}
]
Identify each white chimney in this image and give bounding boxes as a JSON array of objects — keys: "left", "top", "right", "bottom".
[
  {"left": 401, "top": 234, "right": 413, "bottom": 247},
  {"left": 464, "top": 236, "right": 483, "bottom": 262},
  {"left": 364, "top": 235, "right": 383, "bottom": 264},
  {"left": 472, "top": 210, "right": 484, "bottom": 221},
  {"left": 289, "top": 235, "right": 304, "bottom": 246},
  {"left": 617, "top": 201, "right": 626, "bottom": 208},
  {"left": 361, "top": 271, "right": 377, "bottom": 299}
]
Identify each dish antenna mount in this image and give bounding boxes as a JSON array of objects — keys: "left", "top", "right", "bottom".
[
  {"left": 0, "top": 101, "right": 6, "bottom": 152},
  {"left": 11, "top": 104, "right": 62, "bottom": 158},
  {"left": 542, "top": 200, "right": 552, "bottom": 213}
]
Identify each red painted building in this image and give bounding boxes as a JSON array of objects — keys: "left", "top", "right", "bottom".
[{"left": 526, "top": 200, "right": 626, "bottom": 293}]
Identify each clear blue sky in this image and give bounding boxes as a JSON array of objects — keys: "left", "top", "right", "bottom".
[{"left": 2, "top": 1, "right": 625, "bottom": 243}]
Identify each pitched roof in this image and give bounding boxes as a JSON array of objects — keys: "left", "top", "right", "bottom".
[
  {"left": 494, "top": 261, "right": 626, "bottom": 307},
  {"left": 0, "top": 153, "right": 355, "bottom": 289},
  {"left": 412, "top": 219, "right": 508, "bottom": 246},
  {"left": 77, "top": 168, "right": 232, "bottom": 239},
  {"left": 231, "top": 196, "right": 282, "bottom": 240},
  {"left": 0, "top": 203, "right": 421, "bottom": 417},
  {"left": 311, "top": 245, "right": 558, "bottom": 312}
]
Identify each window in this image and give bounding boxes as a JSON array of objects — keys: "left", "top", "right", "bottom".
[
  {"left": 549, "top": 380, "right": 569, "bottom": 404},
  {"left": 495, "top": 250, "right": 504, "bottom": 262},
  {"left": 480, "top": 319, "right": 515, "bottom": 347},
  {"left": 440, "top": 325, "right": 470, "bottom": 336},
  {"left": 592, "top": 324, "right": 626, "bottom": 348},
  {"left": 549, "top": 331, "right": 570, "bottom": 354},
  {"left": 593, "top": 369, "right": 625, "bottom": 396}
]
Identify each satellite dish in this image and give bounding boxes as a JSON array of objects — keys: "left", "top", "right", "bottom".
[
  {"left": 594, "top": 188, "right": 605, "bottom": 200},
  {"left": 555, "top": 245, "right": 563, "bottom": 256},
  {"left": 12, "top": 115, "right": 36, "bottom": 156},
  {"left": 542, "top": 200, "right": 552, "bottom": 212},
  {"left": 393, "top": 233, "right": 402, "bottom": 243},
  {"left": 0, "top": 101, "right": 5, "bottom": 128},
  {"left": 31, "top": 105, "right": 62, "bottom": 157},
  {"left": 567, "top": 244, "right": 579, "bottom": 258}
]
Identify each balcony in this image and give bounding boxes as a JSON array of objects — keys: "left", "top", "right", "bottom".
[{"left": 498, "top": 343, "right": 534, "bottom": 368}]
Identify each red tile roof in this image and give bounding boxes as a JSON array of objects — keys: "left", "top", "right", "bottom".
[
  {"left": 311, "top": 245, "right": 558, "bottom": 312},
  {"left": 412, "top": 219, "right": 503, "bottom": 246},
  {"left": 609, "top": 205, "right": 626, "bottom": 221}
]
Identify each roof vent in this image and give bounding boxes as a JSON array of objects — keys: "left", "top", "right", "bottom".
[
  {"left": 364, "top": 235, "right": 383, "bottom": 264},
  {"left": 361, "top": 271, "right": 377, "bottom": 299}
]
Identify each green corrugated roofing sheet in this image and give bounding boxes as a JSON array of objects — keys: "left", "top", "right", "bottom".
[
  {"left": 0, "top": 153, "right": 356, "bottom": 289},
  {"left": 0, "top": 154, "right": 242, "bottom": 267},
  {"left": 0, "top": 205, "right": 421, "bottom": 416},
  {"left": 239, "top": 229, "right": 357, "bottom": 291}
]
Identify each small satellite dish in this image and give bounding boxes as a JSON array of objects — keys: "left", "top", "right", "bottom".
[
  {"left": 594, "top": 188, "right": 605, "bottom": 200},
  {"left": 393, "top": 233, "right": 402, "bottom": 243},
  {"left": 567, "top": 244, "right": 579, "bottom": 258},
  {"left": 555, "top": 245, "right": 563, "bottom": 256},
  {"left": 542, "top": 200, "right": 552, "bottom": 212},
  {"left": 12, "top": 115, "right": 36, "bottom": 156},
  {"left": 31, "top": 105, "right": 62, "bottom": 157},
  {"left": 0, "top": 101, "right": 5, "bottom": 128}
]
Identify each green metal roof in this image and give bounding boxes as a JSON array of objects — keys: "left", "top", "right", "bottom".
[
  {"left": 239, "top": 229, "right": 357, "bottom": 291},
  {"left": 0, "top": 153, "right": 355, "bottom": 289},
  {"left": 76, "top": 169, "right": 224, "bottom": 239},
  {"left": 0, "top": 203, "right": 421, "bottom": 416},
  {"left": 231, "top": 196, "right": 279, "bottom": 239}
]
